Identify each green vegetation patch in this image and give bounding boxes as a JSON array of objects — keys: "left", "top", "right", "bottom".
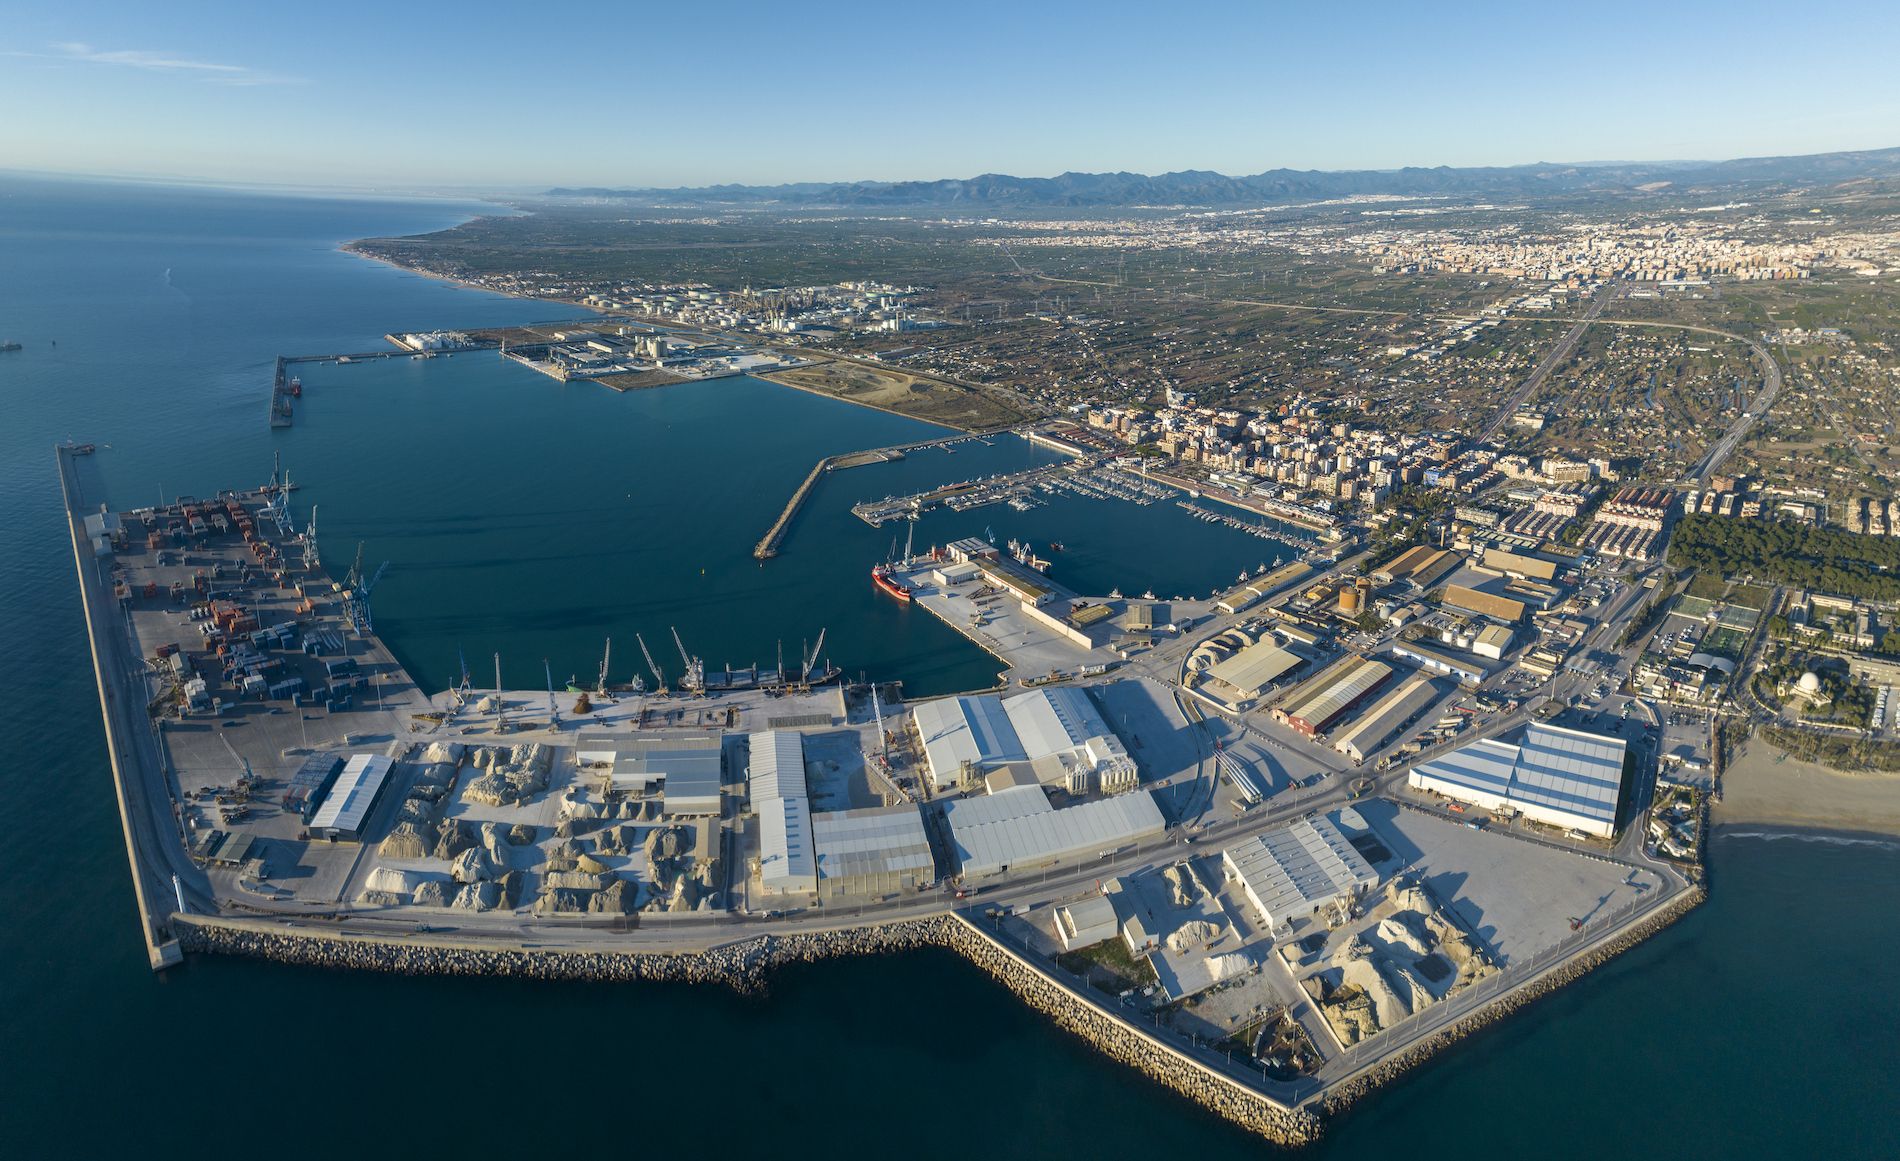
[
  {"left": 1057, "top": 937, "right": 1158, "bottom": 991},
  {"left": 1671, "top": 514, "right": 1900, "bottom": 603}
]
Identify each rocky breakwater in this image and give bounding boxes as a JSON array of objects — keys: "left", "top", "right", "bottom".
[
  {"left": 1318, "top": 885, "right": 1707, "bottom": 1116},
  {"left": 177, "top": 912, "right": 1320, "bottom": 1146}
]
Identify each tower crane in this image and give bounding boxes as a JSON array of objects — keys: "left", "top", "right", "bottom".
[
  {"left": 544, "top": 659, "right": 559, "bottom": 726},
  {"left": 636, "top": 633, "right": 668, "bottom": 697},
  {"left": 671, "top": 626, "right": 705, "bottom": 696}
]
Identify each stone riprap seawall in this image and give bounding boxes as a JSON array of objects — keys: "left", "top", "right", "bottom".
[
  {"left": 179, "top": 887, "right": 1703, "bottom": 1147},
  {"left": 179, "top": 914, "right": 1321, "bottom": 1146},
  {"left": 1317, "top": 885, "right": 1706, "bottom": 1113}
]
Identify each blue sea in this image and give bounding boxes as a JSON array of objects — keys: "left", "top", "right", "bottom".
[{"left": 1, "top": 173, "right": 1895, "bottom": 1158}]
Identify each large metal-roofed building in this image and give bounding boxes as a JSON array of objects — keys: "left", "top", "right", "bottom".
[
  {"left": 1408, "top": 723, "right": 1626, "bottom": 837},
  {"left": 812, "top": 805, "right": 935, "bottom": 897},
  {"left": 621, "top": 735, "right": 723, "bottom": 816},
  {"left": 308, "top": 753, "right": 395, "bottom": 840},
  {"left": 944, "top": 784, "right": 1166, "bottom": 880},
  {"left": 914, "top": 695, "right": 1027, "bottom": 790},
  {"left": 1331, "top": 674, "right": 1443, "bottom": 764},
  {"left": 757, "top": 796, "right": 817, "bottom": 895},
  {"left": 751, "top": 730, "right": 815, "bottom": 895},
  {"left": 1440, "top": 584, "right": 1527, "bottom": 624},
  {"left": 748, "top": 730, "right": 806, "bottom": 802},
  {"left": 1273, "top": 655, "right": 1393, "bottom": 737},
  {"left": 1222, "top": 815, "right": 1378, "bottom": 930},
  {"left": 1202, "top": 640, "right": 1305, "bottom": 702}
]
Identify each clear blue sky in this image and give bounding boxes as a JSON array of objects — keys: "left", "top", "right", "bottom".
[{"left": 3, "top": 0, "right": 1897, "bottom": 191}]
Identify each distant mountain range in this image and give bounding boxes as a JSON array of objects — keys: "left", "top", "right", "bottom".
[{"left": 548, "top": 146, "right": 1900, "bottom": 208}]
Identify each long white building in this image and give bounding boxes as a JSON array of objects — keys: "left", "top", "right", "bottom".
[
  {"left": 944, "top": 784, "right": 1166, "bottom": 880},
  {"left": 1408, "top": 723, "right": 1626, "bottom": 838}
]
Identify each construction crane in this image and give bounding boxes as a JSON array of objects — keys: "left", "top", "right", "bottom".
[
  {"left": 671, "top": 626, "right": 705, "bottom": 696},
  {"left": 635, "top": 633, "right": 668, "bottom": 697},
  {"left": 544, "top": 659, "right": 559, "bottom": 726},
  {"left": 493, "top": 653, "right": 507, "bottom": 731},
  {"left": 595, "top": 637, "right": 614, "bottom": 700}
]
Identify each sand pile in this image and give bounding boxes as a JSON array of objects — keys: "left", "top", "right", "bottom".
[{"left": 1167, "top": 920, "right": 1224, "bottom": 953}]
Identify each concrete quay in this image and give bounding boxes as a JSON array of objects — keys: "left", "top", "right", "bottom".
[{"left": 58, "top": 445, "right": 185, "bottom": 970}]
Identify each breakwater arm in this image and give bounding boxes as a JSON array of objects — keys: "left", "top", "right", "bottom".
[{"left": 754, "top": 456, "right": 834, "bottom": 560}]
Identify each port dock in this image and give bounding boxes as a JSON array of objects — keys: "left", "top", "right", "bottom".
[
  {"left": 754, "top": 431, "right": 1022, "bottom": 560},
  {"left": 58, "top": 444, "right": 187, "bottom": 969}
]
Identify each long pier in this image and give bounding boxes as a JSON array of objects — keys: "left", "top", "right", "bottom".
[
  {"left": 753, "top": 431, "right": 1021, "bottom": 560},
  {"left": 58, "top": 446, "right": 186, "bottom": 970},
  {"left": 267, "top": 341, "right": 502, "bottom": 428}
]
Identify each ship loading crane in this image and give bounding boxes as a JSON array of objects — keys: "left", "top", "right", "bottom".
[
  {"left": 595, "top": 637, "right": 615, "bottom": 701},
  {"left": 636, "top": 633, "right": 668, "bottom": 697},
  {"left": 671, "top": 626, "right": 706, "bottom": 696},
  {"left": 300, "top": 504, "right": 320, "bottom": 572},
  {"left": 802, "top": 628, "right": 827, "bottom": 686}
]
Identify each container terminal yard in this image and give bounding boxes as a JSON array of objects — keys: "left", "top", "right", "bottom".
[{"left": 62, "top": 439, "right": 1699, "bottom": 1140}]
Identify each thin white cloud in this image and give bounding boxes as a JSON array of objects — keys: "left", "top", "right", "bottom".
[{"left": 44, "top": 41, "right": 303, "bottom": 85}]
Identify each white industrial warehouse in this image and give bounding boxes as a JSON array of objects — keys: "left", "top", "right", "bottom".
[
  {"left": 1408, "top": 722, "right": 1627, "bottom": 838},
  {"left": 944, "top": 783, "right": 1166, "bottom": 880},
  {"left": 752, "top": 730, "right": 936, "bottom": 899},
  {"left": 1222, "top": 814, "right": 1379, "bottom": 931},
  {"left": 309, "top": 753, "right": 394, "bottom": 841},
  {"left": 812, "top": 805, "right": 934, "bottom": 897},
  {"left": 913, "top": 686, "right": 1138, "bottom": 794},
  {"left": 579, "top": 734, "right": 724, "bottom": 816},
  {"left": 752, "top": 731, "right": 817, "bottom": 895},
  {"left": 1201, "top": 638, "right": 1305, "bottom": 703}
]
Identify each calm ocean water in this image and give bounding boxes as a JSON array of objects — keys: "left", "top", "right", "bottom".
[{"left": 2, "top": 175, "right": 1895, "bottom": 1158}]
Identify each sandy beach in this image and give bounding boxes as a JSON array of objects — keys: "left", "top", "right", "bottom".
[{"left": 1717, "top": 737, "right": 1900, "bottom": 836}]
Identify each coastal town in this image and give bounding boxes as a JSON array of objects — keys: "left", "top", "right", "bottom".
[{"left": 66, "top": 164, "right": 1900, "bottom": 1150}]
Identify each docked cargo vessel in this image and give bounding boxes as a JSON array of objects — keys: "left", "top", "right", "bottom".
[{"left": 871, "top": 563, "right": 912, "bottom": 602}]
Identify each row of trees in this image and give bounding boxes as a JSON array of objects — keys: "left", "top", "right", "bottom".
[{"left": 1670, "top": 514, "right": 1900, "bottom": 602}]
